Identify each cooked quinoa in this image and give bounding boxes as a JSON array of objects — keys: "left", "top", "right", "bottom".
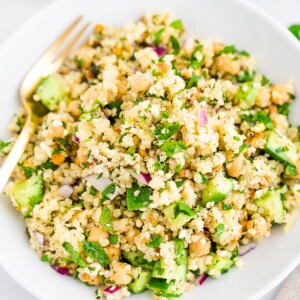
[{"left": 3, "top": 12, "right": 300, "bottom": 299}]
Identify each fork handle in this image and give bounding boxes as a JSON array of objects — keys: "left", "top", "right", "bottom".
[{"left": 0, "top": 117, "right": 35, "bottom": 192}]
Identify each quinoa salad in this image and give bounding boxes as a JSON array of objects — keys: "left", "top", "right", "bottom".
[{"left": 2, "top": 12, "right": 300, "bottom": 299}]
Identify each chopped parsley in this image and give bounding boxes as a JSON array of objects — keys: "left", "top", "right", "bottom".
[
  {"left": 126, "top": 184, "right": 152, "bottom": 210},
  {"left": 187, "top": 73, "right": 201, "bottom": 89},
  {"left": 109, "top": 234, "right": 118, "bottom": 245},
  {"left": 63, "top": 242, "right": 87, "bottom": 268},
  {"left": 153, "top": 160, "right": 167, "bottom": 171},
  {"left": 277, "top": 103, "right": 290, "bottom": 116},
  {"left": 152, "top": 123, "right": 180, "bottom": 140},
  {"left": 170, "top": 36, "right": 180, "bottom": 54},
  {"left": 261, "top": 75, "right": 270, "bottom": 86},
  {"left": 154, "top": 28, "right": 164, "bottom": 45},
  {"left": 289, "top": 24, "right": 300, "bottom": 41},
  {"left": 160, "top": 140, "right": 188, "bottom": 158},
  {"left": 41, "top": 254, "right": 49, "bottom": 262},
  {"left": 18, "top": 163, "right": 36, "bottom": 178},
  {"left": 222, "top": 203, "right": 232, "bottom": 210},
  {"left": 0, "top": 140, "right": 11, "bottom": 151},
  {"left": 75, "top": 57, "right": 84, "bottom": 68},
  {"left": 190, "top": 45, "right": 204, "bottom": 69},
  {"left": 216, "top": 45, "right": 236, "bottom": 56},
  {"left": 101, "top": 183, "right": 116, "bottom": 202},
  {"left": 200, "top": 173, "right": 209, "bottom": 184},
  {"left": 146, "top": 234, "right": 163, "bottom": 248},
  {"left": 170, "top": 19, "right": 183, "bottom": 30},
  {"left": 82, "top": 241, "right": 110, "bottom": 268},
  {"left": 215, "top": 223, "right": 225, "bottom": 238},
  {"left": 89, "top": 186, "right": 98, "bottom": 196},
  {"left": 39, "top": 160, "right": 58, "bottom": 171}
]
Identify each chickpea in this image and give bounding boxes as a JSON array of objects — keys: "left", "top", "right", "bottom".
[
  {"left": 105, "top": 245, "right": 121, "bottom": 261},
  {"left": 215, "top": 54, "right": 240, "bottom": 75},
  {"left": 129, "top": 72, "right": 153, "bottom": 93},
  {"left": 76, "top": 146, "right": 88, "bottom": 164},
  {"left": 47, "top": 124, "right": 64, "bottom": 139},
  {"left": 125, "top": 229, "right": 139, "bottom": 244},
  {"left": 246, "top": 214, "right": 270, "bottom": 240},
  {"left": 226, "top": 155, "right": 244, "bottom": 178},
  {"left": 110, "top": 262, "right": 132, "bottom": 285},
  {"left": 88, "top": 227, "right": 109, "bottom": 242},
  {"left": 271, "top": 84, "right": 294, "bottom": 105},
  {"left": 68, "top": 100, "right": 81, "bottom": 118},
  {"left": 255, "top": 87, "right": 271, "bottom": 108},
  {"left": 189, "top": 232, "right": 211, "bottom": 257}
]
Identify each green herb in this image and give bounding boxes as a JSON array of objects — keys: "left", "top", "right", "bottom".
[
  {"left": 216, "top": 45, "right": 236, "bottom": 56},
  {"left": 200, "top": 173, "right": 209, "bottom": 184},
  {"left": 190, "top": 45, "right": 204, "bottom": 69},
  {"left": 160, "top": 140, "right": 188, "bottom": 158},
  {"left": 127, "top": 145, "right": 136, "bottom": 155},
  {"left": 252, "top": 111, "right": 273, "bottom": 129},
  {"left": 175, "top": 165, "right": 182, "bottom": 173},
  {"left": 119, "top": 133, "right": 127, "bottom": 143},
  {"left": 126, "top": 184, "right": 152, "bottom": 210},
  {"left": 215, "top": 223, "right": 225, "bottom": 238},
  {"left": 154, "top": 28, "right": 164, "bottom": 45},
  {"left": 174, "top": 239, "right": 185, "bottom": 264},
  {"left": 170, "top": 19, "right": 183, "bottom": 30},
  {"left": 63, "top": 242, "right": 87, "bottom": 268},
  {"left": 187, "top": 73, "right": 201, "bottom": 89},
  {"left": 236, "top": 70, "right": 255, "bottom": 83},
  {"left": 222, "top": 203, "right": 232, "bottom": 210},
  {"left": 233, "top": 136, "right": 240, "bottom": 141},
  {"left": 297, "top": 125, "right": 300, "bottom": 133},
  {"left": 52, "top": 148, "right": 63, "bottom": 155},
  {"left": 239, "top": 50, "right": 250, "bottom": 57},
  {"left": 277, "top": 103, "right": 290, "bottom": 116},
  {"left": 100, "top": 206, "right": 113, "bottom": 231},
  {"left": 73, "top": 270, "right": 79, "bottom": 280},
  {"left": 89, "top": 186, "right": 97, "bottom": 196},
  {"left": 53, "top": 137, "right": 67, "bottom": 146},
  {"left": 39, "top": 160, "right": 58, "bottom": 171},
  {"left": 134, "top": 96, "right": 143, "bottom": 105},
  {"left": 238, "top": 144, "right": 247, "bottom": 154},
  {"left": 101, "top": 183, "right": 116, "bottom": 202},
  {"left": 153, "top": 160, "right": 167, "bottom": 171},
  {"left": 109, "top": 234, "right": 118, "bottom": 245},
  {"left": 18, "top": 163, "right": 36, "bottom": 178},
  {"left": 161, "top": 111, "right": 170, "bottom": 118},
  {"left": 171, "top": 60, "right": 182, "bottom": 77},
  {"left": 152, "top": 123, "right": 180, "bottom": 140},
  {"left": 75, "top": 57, "right": 85, "bottom": 68},
  {"left": 41, "top": 254, "right": 49, "bottom": 262},
  {"left": 289, "top": 24, "right": 300, "bottom": 41},
  {"left": 170, "top": 36, "right": 180, "bottom": 54},
  {"left": 174, "top": 201, "right": 195, "bottom": 218},
  {"left": 82, "top": 241, "right": 110, "bottom": 268},
  {"left": 0, "top": 140, "right": 11, "bottom": 151},
  {"left": 176, "top": 180, "right": 184, "bottom": 188},
  {"left": 121, "top": 115, "right": 126, "bottom": 125},
  {"left": 261, "top": 75, "right": 270, "bottom": 86},
  {"left": 146, "top": 234, "right": 163, "bottom": 248}
]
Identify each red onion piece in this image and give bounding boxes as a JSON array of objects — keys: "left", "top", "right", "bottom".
[
  {"left": 58, "top": 185, "right": 74, "bottom": 198},
  {"left": 150, "top": 46, "right": 167, "bottom": 57},
  {"left": 33, "top": 231, "right": 45, "bottom": 246},
  {"left": 51, "top": 265, "right": 70, "bottom": 275},
  {"left": 198, "top": 109, "right": 208, "bottom": 127},
  {"left": 72, "top": 135, "right": 80, "bottom": 143},
  {"left": 104, "top": 286, "right": 121, "bottom": 294},
  {"left": 238, "top": 243, "right": 256, "bottom": 256},
  {"left": 196, "top": 274, "right": 208, "bottom": 285},
  {"left": 136, "top": 172, "right": 152, "bottom": 185}
]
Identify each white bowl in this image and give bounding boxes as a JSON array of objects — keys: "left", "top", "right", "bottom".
[{"left": 0, "top": 0, "right": 300, "bottom": 299}]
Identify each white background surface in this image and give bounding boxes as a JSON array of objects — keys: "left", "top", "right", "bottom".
[{"left": 0, "top": 0, "right": 299, "bottom": 299}]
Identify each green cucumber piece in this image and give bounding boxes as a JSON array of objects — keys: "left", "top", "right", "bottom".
[
  {"left": 13, "top": 174, "right": 44, "bottom": 217},
  {"left": 148, "top": 279, "right": 182, "bottom": 297},
  {"left": 128, "top": 270, "right": 152, "bottom": 293},
  {"left": 123, "top": 251, "right": 155, "bottom": 271},
  {"left": 206, "top": 253, "right": 234, "bottom": 277},
  {"left": 255, "top": 189, "right": 286, "bottom": 223},
  {"left": 35, "top": 75, "right": 66, "bottom": 111},
  {"left": 265, "top": 130, "right": 298, "bottom": 175},
  {"left": 126, "top": 184, "right": 152, "bottom": 210},
  {"left": 235, "top": 82, "right": 259, "bottom": 109},
  {"left": 202, "top": 177, "right": 233, "bottom": 206},
  {"left": 162, "top": 200, "right": 196, "bottom": 229}
]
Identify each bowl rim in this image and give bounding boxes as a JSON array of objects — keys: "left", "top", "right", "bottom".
[{"left": 0, "top": 0, "right": 300, "bottom": 299}]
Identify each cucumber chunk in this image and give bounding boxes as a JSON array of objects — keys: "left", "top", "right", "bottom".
[
  {"left": 202, "top": 176, "right": 233, "bottom": 206},
  {"left": 206, "top": 253, "right": 234, "bottom": 278},
  {"left": 265, "top": 130, "right": 298, "bottom": 175},
  {"left": 128, "top": 270, "right": 152, "bottom": 294},
  {"left": 35, "top": 76, "right": 66, "bottom": 111},
  {"left": 235, "top": 82, "right": 259, "bottom": 109},
  {"left": 255, "top": 189, "right": 286, "bottom": 223},
  {"left": 126, "top": 184, "right": 152, "bottom": 210},
  {"left": 13, "top": 174, "right": 44, "bottom": 217},
  {"left": 123, "top": 250, "right": 155, "bottom": 271},
  {"left": 162, "top": 200, "right": 196, "bottom": 229}
]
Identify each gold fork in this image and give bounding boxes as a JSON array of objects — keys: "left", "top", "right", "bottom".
[{"left": 0, "top": 16, "right": 89, "bottom": 192}]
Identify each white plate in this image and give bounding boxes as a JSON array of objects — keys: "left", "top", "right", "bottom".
[{"left": 0, "top": 0, "right": 300, "bottom": 299}]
